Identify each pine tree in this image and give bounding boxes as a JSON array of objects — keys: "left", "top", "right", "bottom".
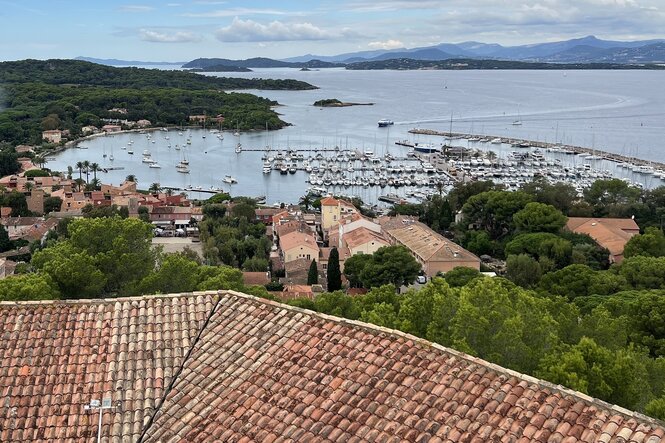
[
  {"left": 327, "top": 248, "right": 342, "bottom": 291},
  {"left": 307, "top": 259, "right": 318, "bottom": 285}
]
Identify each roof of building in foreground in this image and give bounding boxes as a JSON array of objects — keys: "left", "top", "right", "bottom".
[{"left": 0, "top": 291, "right": 663, "bottom": 443}]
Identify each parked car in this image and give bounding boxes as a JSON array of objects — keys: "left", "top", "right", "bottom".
[{"left": 416, "top": 275, "right": 427, "bottom": 284}]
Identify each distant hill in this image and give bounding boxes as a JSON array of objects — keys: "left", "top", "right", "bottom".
[
  {"left": 75, "top": 56, "right": 184, "bottom": 66},
  {"left": 282, "top": 36, "right": 665, "bottom": 65},
  {"left": 182, "top": 57, "right": 344, "bottom": 69},
  {"left": 344, "top": 58, "right": 665, "bottom": 71}
]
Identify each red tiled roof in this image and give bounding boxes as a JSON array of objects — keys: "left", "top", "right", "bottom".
[
  {"left": 0, "top": 293, "right": 217, "bottom": 442},
  {"left": 143, "top": 291, "right": 664, "bottom": 443},
  {"left": 320, "top": 196, "right": 339, "bottom": 206},
  {"left": 1, "top": 291, "right": 664, "bottom": 442}
]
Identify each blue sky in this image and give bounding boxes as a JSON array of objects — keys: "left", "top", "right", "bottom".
[{"left": 1, "top": 0, "right": 664, "bottom": 61}]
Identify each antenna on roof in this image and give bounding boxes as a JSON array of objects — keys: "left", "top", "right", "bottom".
[{"left": 84, "top": 398, "right": 120, "bottom": 443}]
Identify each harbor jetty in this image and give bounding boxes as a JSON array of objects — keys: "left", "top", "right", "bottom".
[{"left": 409, "top": 129, "right": 665, "bottom": 170}]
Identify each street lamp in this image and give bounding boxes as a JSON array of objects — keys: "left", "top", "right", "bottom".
[{"left": 84, "top": 398, "right": 120, "bottom": 443}]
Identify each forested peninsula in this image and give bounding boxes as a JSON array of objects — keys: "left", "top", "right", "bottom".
[{"left": 0, "top": 59, "right": 317, "bottom": 146}]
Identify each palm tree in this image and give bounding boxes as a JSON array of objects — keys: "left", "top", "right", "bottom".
[
  {"left": 165, "top": 188, "right": 174, "bottom": 197},
  {"left": 89, "top": 178, "right": 101, "bottom": 191},
  {"left": 66, "top": 165, "right": 73, "bottom": 180},
  {"left": 82, "top": 160, "right": 91, "bottom": 184},
  {"left": 74, "top": 178, "right": 85, "bottom": 192},
  {"left": 90, "top": 162, "right": 100, "bottom": 182},
  {"left": 33, "top": 155, "right": 46, "bottom": 169},
  {"left": 149, "top": 182, "right": 161, "bottom": 194},
  {"left": 24, "top": 182, "right": 34, "bottom": 192},
  {"left": 125, "top": 174, "right": 136, "bottom": 183},
  {"left": 299, "top": 193, "right": 312, "bottom": 211},
  {"left": 75, "top": 161, "right": 83, "bottom": 181}
]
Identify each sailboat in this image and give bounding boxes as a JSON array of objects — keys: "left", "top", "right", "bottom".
[{"left": 512, "top": 106, "right": 522, "bottom": 126}]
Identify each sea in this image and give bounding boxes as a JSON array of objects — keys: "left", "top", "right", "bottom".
[{"left": 49, "top": 68, "right": 665, "bottom": 204}]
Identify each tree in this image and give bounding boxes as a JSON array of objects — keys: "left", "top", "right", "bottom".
[
  {"left": 307, "top": 259, "right": 318, "bottom": 285},
  {"left": 149, "top": 182, "right": 161, "bottom": 194},
  {"left": 343, "top": 253, "right": 371, "bottom": 288},
  {"left": 539, "top": 264, "right": 597, "bottom": 300},
  {"left": 359, "top": 246, "right": 421, "bottom": 288},
  {"left": 583, "top": 179, "right": 642, "bottom": 217},
  {"left": 82, "top": 160, "right": 90, "bottom": 184},
  {"left": 505, "top": 254, "right": 542, "bottom": 288},
  {"left": 231, "top": 201, "right": 256, "bottom": 220},
  {"left": 521, "top": 179, "right": 578, "bottom": 214},
  {"left": 31, "top": 241, "right": 106, "bottom": 298},
  {"left": 620, "top": 256, "right": 665, "bottom": 290},
  {"left": 461, "top": 191, "right": 532, "bottom": 239},
  {"left": 90, "top": 162, "right": 99, "bottom": 182},
  {"left": 0, "top": 273, "right": 60, "bottom": 301},
  {"left": 313, "top": 291, "right": 359, "bottom": 319},
  {"left": 624, "top": 227, "right": 665, "bottom": 258},
  {"left": 327, "top": 247, "right": 342, "bottom": 291},
  {"left": 65, "top": 217, "right": 157, "bottom": 295},
  {"left": 243, "top": 256, "right": 268, "bottom": 272},
  {"left": 443, "top": 266, "right": 482, "bottom": 287},
  {"left": 75, "top": 161, "right": 84, "bottom": 182},
  {"left": 536, "top": 337, "right": 652, "bottom": 411},
  {"left": 125, "top": 174, "right": 137, "bottom": 182},
  {"left": 1, "top": 190, "right": 29, "bottom": 216},
  {"left": 138, "top": 206, "right": 150, "bottom": 223},
  {"left": 0, "top": 225, "right": 12, "bottom": 252},
  {"left": 513, "top": 202, "right": 567, "bottom": 233},
  {"left": 137, "top": 253, "right": 201, "bottom": 295}
]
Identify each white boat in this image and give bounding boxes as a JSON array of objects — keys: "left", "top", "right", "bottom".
[
  {"left": 176, "top": 165, "right": 190, "bottom": 173},
  {"left": 233, "top": 131, "right": 240, "bottom": 136},
  {"left": 109, "top": 155, "right": 114, "bottom": 161},
  {"left": 235, "top": 143, "right": 242, "bottom": 154},
  {"left": 127, "top": 149, "right": 134, "bottom": 155},
  {"left": 490, "top": 138, "right": 502, "bottom": 144},
  {"left": 378, "top": 119, "right": 394, "bottom": 127},
  {"left": 149, "top": 162, "right": 161, "bottom": 169},
  {"left": 143, "top": 150, "right": 151, "bottom": 156},
  {"left": 142, "top": 157, "right": 155, "bottom": 163},
  {"left": 222, "top": 175, "right": 238, "bottom": 184}
]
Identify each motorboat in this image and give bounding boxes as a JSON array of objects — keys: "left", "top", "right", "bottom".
[
  {"left": 378, "top": 119, "right": 394, "bottom": 127},
  {"left": 222, "top": 175, "right": 238, "bottom": 184}
]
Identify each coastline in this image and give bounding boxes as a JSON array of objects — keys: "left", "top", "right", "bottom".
[{"left": 411, "top": 128, "right": 665, "bottom": 171}]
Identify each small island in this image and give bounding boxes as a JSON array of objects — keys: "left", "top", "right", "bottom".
[
  {"left": 189, "top": 65, "right": 253, "bottom": 72},
  {"left": 313, "top": 98, "right": 374, "bottom": 107}
]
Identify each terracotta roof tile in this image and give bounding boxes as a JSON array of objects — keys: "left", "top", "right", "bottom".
[{"left": 1, "top": 290, "right": 664, "bottom": 442}]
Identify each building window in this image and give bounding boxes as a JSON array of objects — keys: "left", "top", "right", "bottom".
[
  {"left": 306, "top": 254, "right": 310, "bottom": 260},
  {"left": 323, "top": 264, "right": 327, "bottom": 270}
]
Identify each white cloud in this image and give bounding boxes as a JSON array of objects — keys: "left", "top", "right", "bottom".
[
  {"left": 139, "top": 29, "right": 201, "bottom": 43},
  {"left": 368, "top": 39, "right": 404, "bottom": 49},
  {"left": 118, "top": 5, "right": 153, "bottom": 12},
  {"left": 183, "top": 8, "right": 293, "bottom": 18},
  {"left": 215, "top": 17, "right": 356, "bottom": 42}
]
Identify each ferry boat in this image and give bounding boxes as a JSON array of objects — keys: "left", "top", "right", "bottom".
[
  {"left": 378, "top": 119, "right": 394, "bottom": 127},
  {"left": 413, "top": 143, "right": 440, "bottom": 154}
]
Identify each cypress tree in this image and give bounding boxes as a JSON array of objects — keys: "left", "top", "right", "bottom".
[
  {"left": 307, "top": 259, "right": 318, "bottom": 285},
  {"left": 327, "top": 247, "right": 342, "bottom": 291}
]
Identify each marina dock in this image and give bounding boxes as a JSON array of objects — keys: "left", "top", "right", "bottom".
[{"left": 409, "top": 129, "right": 665, "bottom": 170}]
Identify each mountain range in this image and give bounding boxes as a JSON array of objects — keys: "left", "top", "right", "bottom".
[
  {"left": 283, "top": 36, "right": 665, "bottom": 64},
  {"left": 76, "top": 36, "right": 665, "bottom": 70}
]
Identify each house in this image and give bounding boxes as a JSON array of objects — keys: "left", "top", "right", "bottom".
[
  {"left": 283, "top": 257, "right": 313, "bottom": 285},
  {"left": 382, "top": 218, "right": 480, "bottom": 276},
  {"left": 320, "top": 196, "right": 341, "bottom": 230},
  {"left": 26, "top": 188, "right": 44, "bottom": 215},
  {"left": 255, "top": 207, "right": 282, "bottom": 224},
  {"left": 0, "top": 258, "right": 16, "bottom": 279},
  {"left": 41, "top": 130, "right": 62, "bottom": 143},
  {"left": 0, "top": 217, "right": 45, "bottom": 240},
  {"left": 80, "top": 125, "right": 98, "bottom": 135},
  {"left": 0, "top": 291, "right": 662, "bottom": 442},
  {"left": 343, "top": 226, "right": 390, "bottom": 256},
  {"left": 279, "top": 230, "right": 319, "bottom": 263},
  {"left": 149, "top": 206, "right": 192, "bottom": 228},
  {"left": 242, "top": 271, "right": 270, "bottom": 286},
  {"left": 101, "top": 124, "right": 122, "bottom": 133},
  {"left": 566, "top": 217, "right": 640, "bottom": 263},
  {"left": 136, "top": 119, "right": 151, "bottom": 128},
  {"left": 14, "top": 145, "right": 34, "bottom": 154}
]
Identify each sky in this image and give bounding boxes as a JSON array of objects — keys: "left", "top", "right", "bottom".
[{"left": 1, "top": 0, "right": 664, "bottom": 62}]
